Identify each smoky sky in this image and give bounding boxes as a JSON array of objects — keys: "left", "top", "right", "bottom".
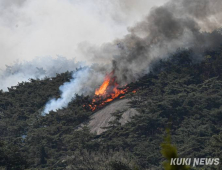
[{"left": 0, "top": 0, "right": 167, "bottom": 69}]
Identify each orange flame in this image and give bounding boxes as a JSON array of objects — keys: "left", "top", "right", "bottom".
[
  {"left": 95, "top": 77, "right": 110, "bottom": 96},
  {"left": 94, "top": 72, "right": 112, "bottom": 96},
  {"left": 87, "top": 71, "right": 128, "bottom": 111}
]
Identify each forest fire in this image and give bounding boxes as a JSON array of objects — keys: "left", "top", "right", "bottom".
[{"left": 87, "top": 71, "right": 129, "bottom": 111}]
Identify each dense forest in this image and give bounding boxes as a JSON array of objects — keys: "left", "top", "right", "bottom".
[{"left": 1, "top": 45, "right": 222, "bottom": 169}]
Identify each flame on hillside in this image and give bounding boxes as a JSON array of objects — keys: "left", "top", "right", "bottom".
[{"left": 87, "top": 71, "right": 129, "bottom": 111}]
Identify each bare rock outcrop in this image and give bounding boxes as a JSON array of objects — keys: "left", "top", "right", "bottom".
[{"left": 84, "top": 99, "right": 139, "bottom": 135}]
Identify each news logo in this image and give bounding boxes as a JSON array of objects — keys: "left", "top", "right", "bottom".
[{"left": 170, "top": 158, "right": 220, "bottom": 167}]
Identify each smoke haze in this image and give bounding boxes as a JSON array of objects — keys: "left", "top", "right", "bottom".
[{"left": 0, "top": 56, "right": 81, "bottom": 91}]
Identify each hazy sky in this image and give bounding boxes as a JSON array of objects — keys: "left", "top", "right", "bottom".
[{"left": 0, "top": 0, "right": 168, "bottom": 69}]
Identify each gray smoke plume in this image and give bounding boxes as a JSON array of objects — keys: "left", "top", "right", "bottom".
[
  {"left": 92, "top": 0, "right": 222, "bottom": 84},
  {"left": 43, "top": 0, "right": 222, "bottom": 114}
]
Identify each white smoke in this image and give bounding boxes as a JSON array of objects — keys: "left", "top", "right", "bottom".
[{"left": 43, "top": 66, "right": 106, "bottom": 114}]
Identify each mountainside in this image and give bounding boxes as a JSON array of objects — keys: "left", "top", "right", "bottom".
[{"left": 1, "top": 47, "right": 222, "bottom": 169}]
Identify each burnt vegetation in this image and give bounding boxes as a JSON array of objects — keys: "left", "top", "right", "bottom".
[{"left": 1, "top": 44, "right": 222, "bottom": 169}]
